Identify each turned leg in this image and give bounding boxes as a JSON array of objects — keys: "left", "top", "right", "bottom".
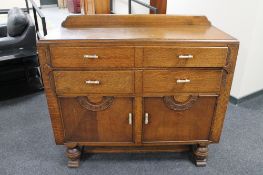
[
  {"left": 192, "top": 144, "right": 209, "bottom": 167},
  {"left": 65, "top": 143, "right": 81, "bottom": 168}
]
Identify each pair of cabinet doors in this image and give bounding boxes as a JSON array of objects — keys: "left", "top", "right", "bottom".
[{"left": 59, "top": 96, "right": 217, "bottom": 144}]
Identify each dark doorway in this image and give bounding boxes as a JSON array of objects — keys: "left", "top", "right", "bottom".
[{"left": 40, "top": 0, "right": 58, "bottom": 5}]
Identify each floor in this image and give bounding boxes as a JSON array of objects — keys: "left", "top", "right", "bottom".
[{"left": 0, "top": 92, "right": 262, "bottom": 175}]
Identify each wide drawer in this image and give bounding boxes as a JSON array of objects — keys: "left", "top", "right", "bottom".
[
  {"left": 50, "top": 47, "right": 135, "bottom": 68},
  {"left": 143, "top": 47, "right": 228, "bottom": 67},
  {"left": 53, "top": 71, "right": 134, "bottom": 95},
  {"left": 143, "top": 70, "right": 223, "bottom": 93}
]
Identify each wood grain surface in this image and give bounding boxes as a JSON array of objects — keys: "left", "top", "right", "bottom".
[
  {"left": 50, "top": 46, "right": 134, "bottom": 68},
  {"left": 150, "top": 0, "right": 167, "bottom": 14},
  {"left": 60, "top": 97, "right": 133, "bottom": 142},
  {"left": 37, "top": 15, "right": 239, "bottom": 167},
  {"left": 62, "top": 15, "right": 211, "bottom": 28},
  {"left": 143, "top": 47, "right": 228, "bottom": 67},
  {"left": 143, "top": 69, "right": 223, "bottom": 93},
  {"left": 53, "top": 71, "right": 134, "bottom": 95},
  {"left": 143, "top": 96, "right": 217, "bottom": 142}
]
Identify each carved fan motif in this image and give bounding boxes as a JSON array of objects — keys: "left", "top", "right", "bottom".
[
  {"left": 163, "top": 95, "right": 199, "bottom": 111},
  {"left": 77, "top": 96, "right": 114, "bottom": 111}
]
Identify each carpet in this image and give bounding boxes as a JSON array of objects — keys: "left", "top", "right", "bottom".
[{"left": 0, "top": 92, "right": 262, "bottom": 175}]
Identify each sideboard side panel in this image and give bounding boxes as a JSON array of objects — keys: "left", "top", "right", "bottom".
[
  {"left": 38, "top": 46, "right": 65, "bottom": 144},
  {"left": 210, "top": 44, "right": 239, "bottom": 142}
]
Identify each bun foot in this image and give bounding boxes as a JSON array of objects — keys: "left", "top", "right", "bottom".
[
  {"left": 65, "top": 143, "right": 81, "bottom": 168},
  {"left": 193, "top": 144, "right": 208, "bottom": 167}
]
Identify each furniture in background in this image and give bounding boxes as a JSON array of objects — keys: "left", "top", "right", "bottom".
[
  {"left": 81, "top": 0, "right": 166, "bottom": 14},
  {"left": 149, "top": 0, "right": 167, "bottom": 14},
  {"left": 38, "top": 15, "right": 239, "bottom": 168},
  {"left": 0, "top": 7, "right": 43, "bottom": 100},
  {"left": 58, "top": 0, "right": 67, "bottom": 8},
  {"left": 67, "top": 0, "right": 81, "bottom": 13},
  {"left": 81, "top": 0, "right": 110, "bottom": 14}
]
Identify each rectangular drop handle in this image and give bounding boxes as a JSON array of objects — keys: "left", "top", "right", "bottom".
[
  {"left": 145, "top": 113, "right": 149, "bottom": 125},
  {"left": 128, "top": 113, "right": 132, "bottom": 125},
  {"left": 176, "top": 79, "right": 191, "bottom": 84},
  {"left": 83, "top": 54, "right": 98, "bottom": 59},
  {"left": 178, "top": 54, "right": 193, "bottom": 59},
  {"left": 85, "top": 80, "right": 100, "bottom": 85}
]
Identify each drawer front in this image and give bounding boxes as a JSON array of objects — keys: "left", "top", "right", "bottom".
[
  {"left": 50, "top": 47, "right": 135, "bottom": 68},
  {"left": 53, "top": 71, "right": 134, "bottom": 95},
  {"left": 143, "top": 70, "right": 222, "bottom": 93},
  {"left": 143, "top": 47, "right": 228, "bottom": 67}
]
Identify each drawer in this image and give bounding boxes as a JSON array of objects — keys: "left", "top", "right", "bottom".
[
  {"left": 143, "top": 70, "right": 223, "bottom": 93},
  {"left": 53, "top": 71, "right": 134, "bottom": 95},
  {"left": 143, "top": 47, "right": 228, "bottom": 67},
  {"left": 50, "top": 47, "right": 134, "bottom": 68}
]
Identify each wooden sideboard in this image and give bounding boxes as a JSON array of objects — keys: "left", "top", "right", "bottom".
[{"left": 37, "top": 15, "right": 239, "bottom": 168}]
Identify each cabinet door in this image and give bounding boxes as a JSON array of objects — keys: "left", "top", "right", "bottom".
[
  {"left": 142, "top": 95, "right": 217, "bottom": 143},
  {"left": 59, "top": 97, "right": 133, "bottom": 143}
]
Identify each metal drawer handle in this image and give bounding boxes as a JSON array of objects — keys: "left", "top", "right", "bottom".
[
  {"left": 128, "top": 113, "right": 132, "bottom": 125},
  {"left": 145, "top": 113, "right": 149, "bottom": 125},
  {"left": 178, "top": 55, "right": 193, "bottom": 59},
  {"left": 83, "top": 54, "right": 98, "bottom": 59},
  {"left": 176, "top": 79, "right": 191, "bottom": 84},
  {"left": 85, "top": 80, "right": 100, "bottom": 85}
]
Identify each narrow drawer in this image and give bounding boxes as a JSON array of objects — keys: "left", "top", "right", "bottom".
[
  {"left": 53, "top": 71, "right": 134, "bottom": 95},
  {"left": 143, "top": 47, "right": 228, "bottom": 67},
  {"left": 143, "top": 70, "right": 223, "bottom": 93},
  {"left": 50, "top": 47, "right": 134, "bottom": 68}
]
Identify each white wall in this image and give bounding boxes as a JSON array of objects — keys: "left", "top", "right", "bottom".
[
  {"left": 237, "top": 0, "right": 263, "bottom": 97},
  {"left": 113, "top": 0, "right": 263, "bottom": 99},
  {"left": 166, "top": 0, "right": 263, "bottom": 98},
  {"left": 0, "top": 0, "right": 41, "bottom": 9}
]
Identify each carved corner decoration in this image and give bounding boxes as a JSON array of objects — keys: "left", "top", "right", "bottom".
[
  {"left": 163, "top": 95, "right": 199, "bottom": 111},
  {"left": 43, "top": 64, "right": 57, "bottom": 95},
  {"left": 77, "top": 96, "right": 114, "bottom": 111},
  {"left": 223, "top": 64, "right": 232, "bottom": 74},
  {"left": 223, "top": 46, "right": 232, "bottom": 74}
]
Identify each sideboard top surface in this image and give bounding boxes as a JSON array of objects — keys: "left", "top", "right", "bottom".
[{"left": 39, "top": 15, "right": 238, "bottom": 43}]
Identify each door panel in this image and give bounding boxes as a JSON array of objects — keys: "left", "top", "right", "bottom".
[
  {"left": 143, "top": 95, "right": 217, "bottom": 142},
  {"left": 60, "top": 97, "right": 133, "bottom": 143}
]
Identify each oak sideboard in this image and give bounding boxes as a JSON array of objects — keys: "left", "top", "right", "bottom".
[{"left": 37, "top": 15, "right": 239, "bottom": 167}]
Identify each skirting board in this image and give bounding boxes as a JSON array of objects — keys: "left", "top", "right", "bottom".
[{"left": 230, "top": 89, "right": 263, "bottom": 105}]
